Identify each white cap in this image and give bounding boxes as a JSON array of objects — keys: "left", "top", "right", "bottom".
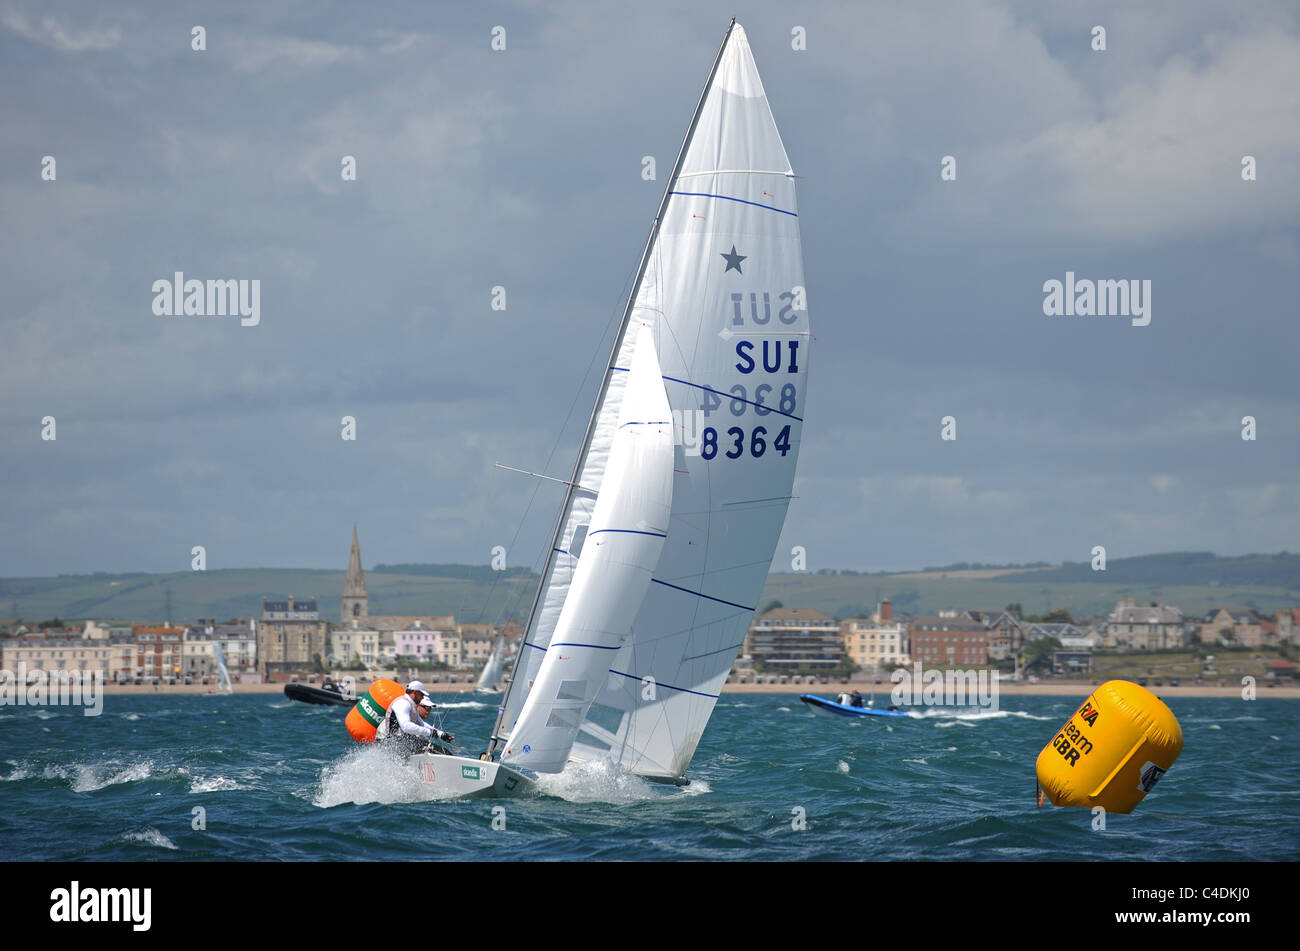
[
  {"left": 418, "top": 696, "right": 435, "bottom": 709},
  {"left": 406, "top": 680, "right": 427, "bottom": 693}
]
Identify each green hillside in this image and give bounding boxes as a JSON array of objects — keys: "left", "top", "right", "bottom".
[
  {"left": 2, "top": 552, "right": 1296, "bottom": 625},
  {"left": 0, "top": 568, "right": 539, "bottom": 626},
  {"left": 987, "top": 551, "right": 1300, "bottom": 588}
]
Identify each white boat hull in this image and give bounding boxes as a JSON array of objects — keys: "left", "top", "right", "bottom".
[{"left": 407, "top": 753, "right": 534, "bottom": 799}]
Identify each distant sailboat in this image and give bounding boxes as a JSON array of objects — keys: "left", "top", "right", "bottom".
[
  {"left": 411, "top": 18, "right": 810, "bottom": 797},
  {"left": 474, "top": 636, "right": 506, "bottom": 694},
  {"left": 212, "top": 641, "right": 234, "bottom": 694}
]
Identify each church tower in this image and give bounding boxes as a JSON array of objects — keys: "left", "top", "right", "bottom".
[{"left": 342, "top": 524, "right": 368, "bottom": 621}]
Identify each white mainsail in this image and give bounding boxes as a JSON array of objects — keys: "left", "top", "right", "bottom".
[
  {"left": 492, "top": 20, "right": 808, "bottom": 781},
  {"left": 502, "top": 327, "right": 673, "bottom": 773},
  {"left": 475, "top": 636, "right": 505, "bottom": 693}
]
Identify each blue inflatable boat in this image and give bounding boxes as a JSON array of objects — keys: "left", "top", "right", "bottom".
[{"left": 799, "top": 693, "right": 909, "bottom": 719}]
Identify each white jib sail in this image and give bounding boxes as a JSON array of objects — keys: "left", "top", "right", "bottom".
[{"left": 502, "top": 326, "right": 673, "bottom": 773}]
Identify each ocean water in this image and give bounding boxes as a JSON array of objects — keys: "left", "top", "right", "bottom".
[{"left": 1, "top": 693, "right": 1296, "bottom": 861}]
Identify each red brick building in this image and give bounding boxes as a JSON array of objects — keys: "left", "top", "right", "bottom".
[{"left": 908, "top": 615, "right": 988, "bottom": 667}]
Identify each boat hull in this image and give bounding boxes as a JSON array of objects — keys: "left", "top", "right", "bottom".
[
  {"left": 799, "top": 693, "right": 909, "bottom": 719},
  {"left": 284, "top": 684, "right": 353, "bottom": 707},
  {"left": 407, "top": 753, "right": 535, "bottom": 799}
]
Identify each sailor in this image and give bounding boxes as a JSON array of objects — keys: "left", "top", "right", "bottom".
[
  {"left": 850, "top": 690, "right": 864, "bottom": 708},
  {"left": 417, "top": 695, "right": 455, "bottom": 748},
  {"left": 378, "top": 681, "right": 452, "bottom": 755}
]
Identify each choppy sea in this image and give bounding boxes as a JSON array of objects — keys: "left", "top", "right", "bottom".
[{"left": 1, "top": 693, "right": 1296, "bottom": 861}]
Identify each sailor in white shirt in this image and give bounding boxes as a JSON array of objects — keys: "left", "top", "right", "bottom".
[{"left": 378, "top": 681, "right": 453, "bottom": 754}]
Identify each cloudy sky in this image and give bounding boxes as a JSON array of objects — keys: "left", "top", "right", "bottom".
[{"left": 3, "top": 0, "right": 1297, "bottom": 578}]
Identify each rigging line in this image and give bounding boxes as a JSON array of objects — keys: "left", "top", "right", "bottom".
[
  {"left": 471, "top": 254, "right": 642, "bottom": 637},
  {"left": 489, "top": 241, "right": 644, "bottom": 747}
]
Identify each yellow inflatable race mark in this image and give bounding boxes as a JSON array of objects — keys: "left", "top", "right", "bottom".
[
  {"left": 345, "top": 678, "right": 406, "bottom": 742},
  {"left": 1035, "top": 680, "right": 1183, "bottom": 815}
]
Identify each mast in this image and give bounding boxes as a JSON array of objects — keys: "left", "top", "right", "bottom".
[{"left": 487, "top": 18, "right": 739, "bottom": 757}]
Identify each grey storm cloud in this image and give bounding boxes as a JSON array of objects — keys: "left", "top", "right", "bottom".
[{"left": 2, "top": 0, "right": 1297, "bottom": 577}]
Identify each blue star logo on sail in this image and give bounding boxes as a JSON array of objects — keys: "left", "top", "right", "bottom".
[{"left": 720, "top": 245, "right": 747, "bottom": 274}]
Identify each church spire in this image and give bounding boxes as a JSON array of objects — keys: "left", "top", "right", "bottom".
[{"left": 342, "top": 524, "right": 368, "bottom": 620}]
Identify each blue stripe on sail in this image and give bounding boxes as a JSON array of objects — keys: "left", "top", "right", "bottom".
[
  {"left": 668, "top": 190, "right": 797, "bottom": 217},
  {"left": 523, "top": 641, "right": 547, "bottom": 652},
  {"left": 553, "top": 548, "right": 569, "bottom": 555},
  {"left": 589, "top": 529, "right": 667, "bottom": 539},
  {"left": 619, "top": 420, "right": 671, "bottom": 428},
  {"left": 650, "top": 578, "right": 755, "bottom": 612},
  {"left": 552, "top": 642, "right": 621, "bottom": 650},
  {"left": 606, "top": 668, "right": 720, "bottom": 700},
  {"left": 607, "top": 370, "right": 804, "bottom": 423}
]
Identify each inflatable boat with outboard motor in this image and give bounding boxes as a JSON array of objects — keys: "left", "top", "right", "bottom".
[
  {"left": 799, "top": 693, "right": 909, "bottom": 719},
  {"left": 284, "top": 680, "right": 354, "bottom": 707}
]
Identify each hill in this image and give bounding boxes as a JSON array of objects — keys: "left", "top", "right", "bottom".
[{"left": 2, "top": 552, "right": 1295, "bottom": 625}]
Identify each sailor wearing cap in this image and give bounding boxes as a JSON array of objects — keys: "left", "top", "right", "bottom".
[{"left": 378, "top": 681, "right": 454, "bottom": 754}]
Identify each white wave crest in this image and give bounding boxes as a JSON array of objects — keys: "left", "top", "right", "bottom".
[
  {"left": 50, "top": 760, "right": 155, "bottom": 792},
  {"left": 123, "top": 828, "right": 178, "bottom": 850},
  {"left": 188, "top": 774, "right": 244, "bottom": 793},
  {"left": 314, "top": 745, "right": 442, "bottom": 807},
  {"left": 906, "top": 708, "right": 1052, "bottom": 721}
]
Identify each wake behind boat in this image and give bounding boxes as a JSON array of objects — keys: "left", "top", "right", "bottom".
[{"left": 800, "top": 693, "right": 909, "bottom": 719}]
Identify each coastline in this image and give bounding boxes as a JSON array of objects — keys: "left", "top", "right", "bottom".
[{"left": 95, "top": 680, "right": 1300, "bottom": 699}]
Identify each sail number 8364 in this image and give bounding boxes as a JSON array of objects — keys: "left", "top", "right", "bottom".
[{"left": 701, "top": 425, "right": 792, "bottom": 460}]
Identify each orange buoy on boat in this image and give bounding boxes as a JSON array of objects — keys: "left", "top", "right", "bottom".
[
  {"left": 345, "top": 678, "right": 406, "bottom": 742},
  {"left": 1035, "top": 680, "right": 1183, "bottom": 815}
]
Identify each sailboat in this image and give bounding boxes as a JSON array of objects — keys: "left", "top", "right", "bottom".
[
  {"left": 410, "top": 18, "right": 810, "bottom": 798},
  {"left": 474, "top": 636, "right": 506, "bottom": 694}
]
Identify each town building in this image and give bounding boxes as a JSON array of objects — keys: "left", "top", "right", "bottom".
[
  {"left": 1275, "top": 610, "right": 1300, "bottom": 645},
  {"left": 394, "top": 627, "right": 444, "bottom": 665},
  {"left": 744, "top": 608, "right": 844, "bottom": 672},
  {"left": 840, "top": 599, "right": 908, "bottom": 670},
  {"left": 181, "top": 633, "right": 214, "bottom": 679},
  {"left": 133, "top": 625, "right": 185, "bottom": 680},
  {"left": 342, "top": 524, "right": 368, "bottom": 622},
  {"left": 963, "top": 609, "right": 1024, "bottom": 660},
  {"left": 257, "top": 596, "right": 329, "bottom": 677},
  {"left": 0, "top": 629, "right": 124, "bottom": 680},
  {"left": 908, "top": 615, "right": 989, "bottom": 667},
  {"left": 330, "top": 627, "right": 380, "bottom": 669},
  {"left": 1105, "top": 599, "right": 1185, "bottom": 650},
  {"left": 1199, "top": 608, "right": 1264, "bottom": 648}
]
